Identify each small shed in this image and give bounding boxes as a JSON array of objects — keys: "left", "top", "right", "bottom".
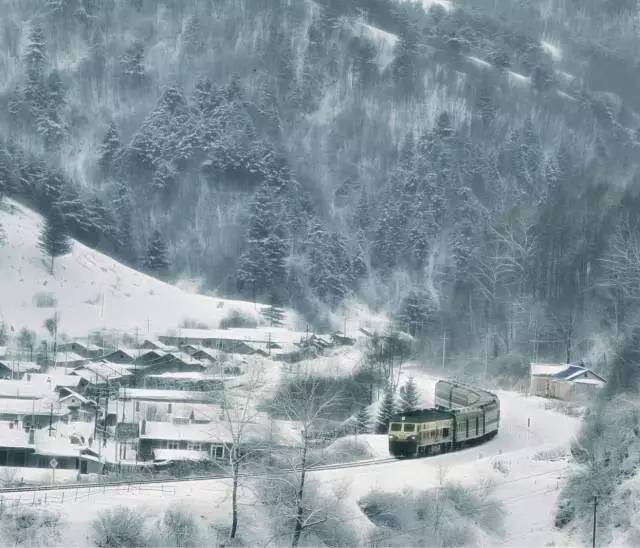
[{"left": 530, "top": 362, "right": 606, "bottom": 401}]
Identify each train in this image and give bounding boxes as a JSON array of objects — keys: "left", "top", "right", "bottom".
[{"left": 388, "top": 380, "right": 500, "bottom": 458}]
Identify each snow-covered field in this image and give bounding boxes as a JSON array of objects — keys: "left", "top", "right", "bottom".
[
  {"left": 0, "top": 365, "right": 581, "bottom": 547},
  {"left": 0, "top": 201, "right": 273, "bottom": 339}
]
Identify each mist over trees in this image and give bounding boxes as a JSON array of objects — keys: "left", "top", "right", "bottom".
[{"left": 0, "top": 0, "right": 639, "bottom": 369}]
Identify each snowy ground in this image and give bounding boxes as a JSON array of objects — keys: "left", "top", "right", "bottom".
[
  {"left": 0, "top": 365, "right": 581, "bottom": 547},
  {"left": 0, "top": 201, "right": 273, "bottom": 339}
]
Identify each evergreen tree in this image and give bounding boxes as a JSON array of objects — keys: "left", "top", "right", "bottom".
[
  {"left": 396, "top": 289, "right": 437, "bottom": 336},
  {"left": 399, "top": 377, "right": 420, "bottom": 413},
  {"left": 38, "top": 207, "right": 72, "bottom": 274},
  {"left": 262, "top": 303, "right": 285, "bottom": 327},
  {"left": 144, "top": 230, "right": 170, "bottom": 273},
  {"left": 120, "top": 41, "right": 147, "bottom": 88},
  {"left": 99, "top": 122, "right": 122, "bottom": 174},
  {"left": 24, "top": 26, "right": 47, "bottom": 80},
  {"left": 376, "top": 384, "right": 396, "bottom": 434},
  {"left": 355, "top": 406, "right": 370, "bottom": 434}
]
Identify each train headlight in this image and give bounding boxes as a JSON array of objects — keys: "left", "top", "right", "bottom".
[
  {"left": 388, "top": 435, "right": 395, "bottom": 440},
  {"left": 409, "top": 436, "right": 416, "bottom": 440}
]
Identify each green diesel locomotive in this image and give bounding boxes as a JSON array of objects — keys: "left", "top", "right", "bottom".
[{"left": 388, "top": 380, "right": 500, "bottom": 458}]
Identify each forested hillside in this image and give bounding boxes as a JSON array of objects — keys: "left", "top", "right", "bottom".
[{"left": 1, "top": 0, "right": 640, "bottom": 368}]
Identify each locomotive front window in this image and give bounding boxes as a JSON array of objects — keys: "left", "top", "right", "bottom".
[
  {"left": 403, "top": 424, "right": 415, "bottom": 432},
  {"left": 390, "top": 423, "right": 402, "bottom": 432}
]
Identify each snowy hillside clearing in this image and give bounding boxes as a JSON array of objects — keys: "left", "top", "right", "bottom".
[
  {"left": 348, "top": 19, "right": 399, "bottom": 71},
  {"left": 0, "top": 201, "right": 275, "bottom": 338}
]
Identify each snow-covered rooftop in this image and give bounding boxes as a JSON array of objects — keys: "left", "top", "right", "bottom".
[
  {"left": 0, "top": 397, "right": 69, "bottom": 416},
  {"left": 0, "top": 380, "right": 53, "bottom": 399},
  {"left": 119, "top": 388, "right": 216, "bottom": 403},
  {"left": 530, "top": 363, "right": 569, "bottom": 377},
  {"left": 0, "top": 360, "right": 41, "bottom": 374},
  {"left": 27, "top": 372, "right": 84, "bottom": 388},
  {"left": 52, "top": 352, "right": 87, "bottom": 364},
  {"left": 152, "top": 448, "right": 209, "bottom": 462}
]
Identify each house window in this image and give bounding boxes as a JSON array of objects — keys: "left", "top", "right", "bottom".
[
  {"left": 188, "top": 442, "right": 201, "bottom": 451},
  {"left": 210, "top": 445, "right": 224, "bottom": 459},
  {"left": 135, "top": 401, "right": 140, "bottom": 412},
  {"left": 167, "top": 403, "right": 172, "bottom": 413},
  {"left": 442, "top": 427, "right": 449, "bottom": 437},
  {"left": 167, "top": 440, "right": 179, "bottom": 450}
]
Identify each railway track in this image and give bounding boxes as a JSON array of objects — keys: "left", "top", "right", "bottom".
[{"left": 0, "top": 456, "right": 399, "bottom": 494}]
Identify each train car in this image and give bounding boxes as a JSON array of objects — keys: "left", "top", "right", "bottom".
[
  {"left": 388, "top": 409, "right": 454, "bottom": 457},
  {"left": 388, "top": 380, "right": 500, "bottom": 458}
]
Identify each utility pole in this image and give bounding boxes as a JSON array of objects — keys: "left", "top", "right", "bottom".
[
  {"left": 441, "top": 331, "right": 447, "bottom": 372},
  {"left": 48, "top": 403, "right": 53, "bottom": 437},
  {"left": 592, "top": 495, "right": 598, "bottom": 548}
]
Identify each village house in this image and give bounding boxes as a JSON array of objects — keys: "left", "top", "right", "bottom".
[
  {"left": 0, "top": 359, "right": 41, "bottom": 379},
  {"left": 138, "top": 415, "right": 300, "bottom": 464},
  {"left": 158, "top": 327, "right": 308, "bottom": 355},
  {"left": 57, "top": 342, "right": 103, "bottom": 359},
  {"left": 0, "top": 422, "right": 103, "bottom": 474},
  {"left": 102, "top": 348, "right": 144, "bottom": 364},
  {"left": 58, "top": 390, "right": 97, "bottom": 421},
  {"left": 117, "top": 387, "right": 219, "bottom": 423},
  {"left": 530, "top": 362, "right": 607, "bottom": 401},
  {"left": 143, "top": 371, "right": 223, "bottom": 391},
  {"left": 41, "top": 351, "right": 88, "bottom": 369},
  {"left": 26, "top": 372, "right": 88, "bottom": 395},
  {"left": 141, "top": 339, "right": 177, "bottom": 352},
  {"left": 138, "top": 419, "right": 230, "bottom": 462},
  {"left": 0, "top": 397, "right": 70, "bottom": 428}
]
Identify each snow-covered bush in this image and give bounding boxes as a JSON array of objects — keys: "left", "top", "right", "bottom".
[
  {"left": 160, "top": 506, "right": 202, "bottom": 547},
  {"left": 178, "top": 318, "right": 209, "bottom": 329},
  {"left": 92, "top": 506, "right": 150, "bottom": 547},
  {"left": 321, "top": 436, "right": 374, "bottom": 464},
  {"left": 0, "top": 506, "right": 62, "bottom": 546},
  {"left": 360, "top": 482, "right": 505, "bottom": 547},
  {"left": 220, "top": 309, "right": 257, "bottom": 329}
]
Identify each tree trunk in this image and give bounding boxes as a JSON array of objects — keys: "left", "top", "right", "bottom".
[
  {"left": 229, "top": 455, "right": 239, "bottom": 539},
  {"left": 291, "top": 438, "right": 308, "bottom": 547}
]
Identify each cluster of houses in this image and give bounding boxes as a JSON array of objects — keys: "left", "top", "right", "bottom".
[{"left": 0, "top": 327, "right": 355, "bottom": 480}]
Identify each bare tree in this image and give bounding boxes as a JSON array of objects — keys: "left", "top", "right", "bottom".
[
  {"left": 266, "top": 376, "right": 342, "bottom": 547},
  {"left": 216, "top": 363, "right": 266, "bottom": 541}
]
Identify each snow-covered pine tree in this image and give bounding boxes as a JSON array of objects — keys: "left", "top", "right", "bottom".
[
  {"left": 376, "top": 384, "right": 396, "bottom": 434},
  {"left": 262, "top": 304, "right": 285, "bottom": 327},
  {"left": 144, "top": 230, "right": 170, "bottom": 273},
  {"left": 396, "top": 289, "right": 437, "bottom": 336},
  {"left": 38, "top": 207, "right": 72, "bottom": 274},
  {"left": 355, "top": 406, "right": 370, "bottom": 434},
  {"left": 120, "top": 41, "right": 147, "bottom": 89},
  {"left": 399, "top": 377, "right": 420, "bottom": 413},
  {"left": 24, "top": 25, "right": 47, "bottom": 81},
  {"left": 99, "top": 122, "right": 122, "bottom": 175}
]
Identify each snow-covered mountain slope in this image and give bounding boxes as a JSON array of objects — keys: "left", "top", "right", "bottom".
[{"left": 0, "top": 200, "right": 270, "bottom": 338}]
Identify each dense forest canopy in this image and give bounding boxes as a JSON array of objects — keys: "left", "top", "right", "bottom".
[{"left": 1, "top": 0, "right": 640, "bottom": 369}]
